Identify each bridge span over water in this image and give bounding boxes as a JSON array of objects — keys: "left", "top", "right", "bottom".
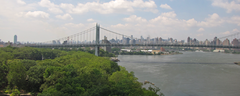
[
  {"left": 27, "top": 43, "right": 240, "bottom": 49},
  {"left": 26, "top": 24, "right": 240, "bottom": 56}
]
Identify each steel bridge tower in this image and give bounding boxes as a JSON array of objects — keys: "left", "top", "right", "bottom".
[{"left": 95, "top": 24, "right": 100, "bottom": 56}]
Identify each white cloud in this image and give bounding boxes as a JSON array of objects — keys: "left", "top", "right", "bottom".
[
  {"left": 198, "top": 13, "right": 224, "bottom": 27},
  {"left": 38, "top": 0, "right": 63, "bottom": 14},
  {"left": 149, "top": 11, "right": 197, "bottom": 27},
  {"left": 226, "top": 16, "right": 240, "bottom": 26},
  {"left": 60, "top": 0, "right": 158, "bottom": 14},
  {"left": 160, "top": 4, "right": 172, "bottom": 9},
  {"left": 197, "top": 34, "right": 203, "bottom": 36},
  {"left": 109, "top": 12, "right": 232, "bottom": 40},
  {"left": 198, "top": 28, "right": 205, "bottom": 32},
  {"left": 111, "top": 24, "right": 129, "bottom": 28},
  {"left": 212, "top": 0, "right": 240, "bottom": 13},
  {"left": 25, "top": 11, "right": 49, "bottom": 18},
  {"left": 233, "top": 28, "right": 239, "bottom": 32},
  {"left": 65, "top": 23, "right": 84, "bottom": 27},
  {"left": 17, "top": 0, "right": 26, "bottom": 5},
  {"left": 160, "top": 11, "right": 176, "bottom": 18},
  {"left": 87, "top": 18, "right": 94, "bottom": 22},
  {"left": 56, "top": 14, "right": 73, "bottom": 20},
  {"left": 123, "top": 15, "right": 147, "bottom": 22},
  {"left": 222, "top": 31, "right": 230, "bottom": 34}
]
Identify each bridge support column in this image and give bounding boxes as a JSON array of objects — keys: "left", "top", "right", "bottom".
[{"left": 95, "top": 24, "right": 100, "bottom": 56}]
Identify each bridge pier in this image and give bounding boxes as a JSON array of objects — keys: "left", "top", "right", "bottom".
[{"left": 95, "top": 24, "right": 100, "bottom": 56}]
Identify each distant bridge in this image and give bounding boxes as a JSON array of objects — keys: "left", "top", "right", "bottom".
[
  {"left": 26, "top": 24, "right": 240, "bottom": 56},
  {"left": 27, "top": 43, "right": 240, "bottom": 49}
]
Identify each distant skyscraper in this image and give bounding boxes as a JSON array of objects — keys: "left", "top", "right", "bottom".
[
  {"left": 159, "top": 37, "right": 162, "bottom": 43},
  {"left": 216, "top": 39, "right": 221, "bottom": 45},
  {"left": 14, "top": 35, "right": 17, "bottom": 44},
  {"left": 204, "top": 39, "right": 210, "bottom": 45},
  {"left": 131, "top": 35, "right": 133, "bottom": 39},
  {"left": 102, "top": 37, "right": 111, "bottom": 53},
  {"left": 169, "top": 38, "right": 173, "bottom": 43},
  {"left": 213, "top": 37, "right": 217, "bottom": 45},
  {"left": 187, "top": 37, "right": 190, "bottom": 44}
]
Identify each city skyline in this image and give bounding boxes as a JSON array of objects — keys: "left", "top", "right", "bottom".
[{"left": 0, "top": 0, "right": 240, "bottom": 42}]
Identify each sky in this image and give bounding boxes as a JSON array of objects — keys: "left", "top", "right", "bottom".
[{"left": 0, "top": 0, "right": 240, "bottom": 42}]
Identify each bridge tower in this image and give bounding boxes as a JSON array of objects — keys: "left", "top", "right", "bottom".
[{"left": 95, "top": 24, "right": 100, "bottom": 56}]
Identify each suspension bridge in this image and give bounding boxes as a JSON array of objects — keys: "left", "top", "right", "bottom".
[{"left": 26, "top": 24, "right": 240, "bottom": 56}]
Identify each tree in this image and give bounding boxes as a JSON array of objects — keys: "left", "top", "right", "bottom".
[{"left": 7, "top": 59, "right": 27, "bottom": 89}]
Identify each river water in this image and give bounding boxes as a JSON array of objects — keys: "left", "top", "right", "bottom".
[{"left": 117, "top": 52, "right": 240, "bottom": 96}]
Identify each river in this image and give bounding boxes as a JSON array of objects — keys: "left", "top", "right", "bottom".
[{"left": 117, "top": 52, "right": 240, "bottom": 96}]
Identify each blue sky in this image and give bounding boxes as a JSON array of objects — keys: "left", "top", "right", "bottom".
[{"left": 0, "top": 0, "right": 240, "bottom": 42}]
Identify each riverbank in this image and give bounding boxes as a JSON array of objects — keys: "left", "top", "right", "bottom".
[{"left": 116, "top": 51, "right": 183, "bottom": 55}]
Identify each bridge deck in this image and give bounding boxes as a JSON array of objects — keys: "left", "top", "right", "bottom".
[{"left": 26, "top": 44, "right": 240, "bottom": 49}]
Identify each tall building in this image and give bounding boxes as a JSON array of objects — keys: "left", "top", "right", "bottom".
[
  {"left": 232, "top": 38, "right": 239, "bottom": 46},
  {"left": 160, "top": 47, "right": 165, "bottom": 51},
  {"left": 222, "top": 39, "right": 230, "bottom": 46},
  {"left": 204, "top": 39, "right": 210, "bottom": 45},
  {"left": 159, "top": 37, "right": 162, "bottom": 43},
  {"left": 14, "top": 35, "right": 17, "bottom": 44},
  {"left": 213, "top": 37, "right": 217, "bottom": 45},
  {"left": 141, "top": 36, "right": 144, "bottom": 40},
  {"left": 153, "top": 38, "right": 158, "bottom": 44},
  {"left": 122, "top": 38, "right": 130, "bottom": 44},
  {"left": 216, "top": 39, "right": 221, "bottom": 45},
  {"left": 169, "top": 38, "right": 173, "bottom": 43},
  {"left": 187, "top": 37, "right": 190, "bottom": 44},
  {"left": 102, "top": 37, "right": 111, "bottom": 53},
  {"left": 131, "top": 35, "right": 133, "bottom": 39}
]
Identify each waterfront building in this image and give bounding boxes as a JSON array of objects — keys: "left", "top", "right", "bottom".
[
  {"left": 232, "top": 38, "right": 239, "bottom": 46},
  {"left": 204, "top": 39, "right": 210, "bottom": 45},
  {"left": 216, "top": 39, "right": 221, "bottom": 45},
  {"left": 213, "top": 37, "right": 217, "bottom": 45},
  {"left": 160, "top": 47, "right": 165, "bottom": 51},
  {"left": 121, "top": 49, "right": 131, "bottom": 52},
  {"left": 152, "top": 50, "right": 161, "bottom": 54},
  {"left": 222, "top": 39, "right": 230, "bottom": 46}
]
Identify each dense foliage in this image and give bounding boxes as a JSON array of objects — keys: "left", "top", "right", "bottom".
[
  {"left": 59, "top": 47, "right": 115, "bottom": 57},
  {"left": 0, "top": 46, "right": 164, "bottom": 96}
]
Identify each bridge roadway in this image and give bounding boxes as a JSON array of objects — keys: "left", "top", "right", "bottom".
[{"left": 26, "top": 44, "right": 240, "bottom": 49}]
